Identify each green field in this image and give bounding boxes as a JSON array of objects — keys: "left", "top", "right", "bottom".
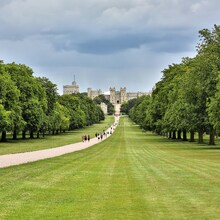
[
  {"left": 1, "top": 117, "right": 220, "bottom": 219},
  {"left": 0, "top": 116, "right": 114, "bottom": 155}
]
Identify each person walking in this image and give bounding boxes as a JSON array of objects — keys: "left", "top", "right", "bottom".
[
  {"left": 82, "top": 135, "right": 85, "bottom": 142},
  {"left": 88, "top": 135, "right": 90, "bottom": 142}
]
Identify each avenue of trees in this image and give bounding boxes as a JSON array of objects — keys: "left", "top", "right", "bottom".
[
  {"left": 121, "top": 25, "right": 220, "bottom": 145},
  {"left": 0, "top": 61, "right": 105, "bottom": 142}
]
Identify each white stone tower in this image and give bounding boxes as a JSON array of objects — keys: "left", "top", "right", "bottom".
[
  {"left": 110, "top": 87, "right": 116, "bottom": 104},
  {"left": 120, "top": 87, "right": 127, "bottom": 104},
  {"left": 63, "top": 75, "right": 79, "bottom": 94}
]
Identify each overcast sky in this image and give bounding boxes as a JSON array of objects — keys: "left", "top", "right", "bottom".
[{"left": 0, "top": 0, "right": 219, "bottom": 94}]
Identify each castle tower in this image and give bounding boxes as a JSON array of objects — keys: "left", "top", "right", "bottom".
[
  {"left": 110, "top": 87, "right": 116, "bottom": 104},
  {"left": 63, "top": 75, "right": 79, "bottom": 94},
  {"left": 87, "top": 88, "right": 103, "bottom": 100},
  {"left": 120, "top": 87, "right": 127, "bottom": 104},
  {"left": 71, "top": 78, "right": 79, "bottom": 93},
  {"left": 87, "top": 88, "right": 92, "bottom": 98},
  {"left": 98, "top": 89, "right": 102, "bottom": 96}
]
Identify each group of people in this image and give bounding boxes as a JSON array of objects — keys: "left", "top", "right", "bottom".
[
  {"left": 81, "top": 120, "right": 118, "bottom": 143},
  {"left": 82, "top": 134, "right": 90, "bottom": 142},
  {"left": 95, "top": 128, "right": 114, "bottom": 141},
  {"left": 95, "top": 132, "right": 104, "bottom": 140}
]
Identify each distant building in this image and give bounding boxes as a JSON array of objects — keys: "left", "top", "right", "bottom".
[
  {"left": 63, "top": 80, "right": 149, "bottom": 104},
  {"left": 87, "top": 88, "right": 102, "bottom": 99},
  {"left": 63, "top": 76, "right": 79, "bottom": 95},
  {"left": 100, "top": 102, "right": 108, "bottom": 115},
  {"left": 109, "top": 87, "right": 127, "bottom": 104},
  {"left": 88, "top": 87, "right": 149, "bottom": 104}
]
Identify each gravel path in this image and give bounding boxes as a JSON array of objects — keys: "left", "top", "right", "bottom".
[{"left": 0, "top": 117, "right": 119, "bottom": 169}]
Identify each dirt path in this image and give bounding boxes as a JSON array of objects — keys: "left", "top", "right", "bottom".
[{"left": 0, "top": 116, "right": 120, "bottom": 169}]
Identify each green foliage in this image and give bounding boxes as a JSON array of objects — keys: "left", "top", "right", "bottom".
[
  {"left": 58, "top": 95, "right": 86, "bottom": 129},
  {"left": 207, "top": 75, "right": 220, "bottom": 131},
  {"left": 130, "top": 25, "right": 220, "bottom": 145},
  {"left": 49, "top": 102, "right": 70, "bottom": 133},
  {"left": 37, "top": 77, "right": 58, "bottom": 115},
  {"left": 0, "top": 61, "right": 105, "bottom": 141},
  {"left": 93, "top": 94, "right": 115, "bottom": 115},
  {"left": 0, "top": 62, "right": 24, "bottom": 140},
  {"left": 75, "top": 94, "right": 104, "bottom": 125},
  {"left": 121, "top": 98, "right": 137, "bottom": 115},
  {"left": 58, "top": 94, "right": 104, "bottom": 129},
  {"left": 129, "top": 96, "right": 151, "bottom": 128},
  {"left": 5, "top": 63, "right": 48, "bottom": 138},
  {"left": 0, "top": 104, "right": 10, "bottom": 131}
]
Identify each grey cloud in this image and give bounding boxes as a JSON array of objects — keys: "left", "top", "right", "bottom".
[
  {"left": 0, "top": 0, "right": 14, "bottom": 8},
  {"left": 0, "top": 0, "right": 219, "bottom": 94},
  {"left": 65, "top": 33, "right": 155, "bottom": 54},
  {"left": 52, "top": 29, "right": 196, "bottom": 55}
]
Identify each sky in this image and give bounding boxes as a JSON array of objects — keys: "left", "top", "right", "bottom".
[{"left": 0, "top": 0, "right": 220, "bottom": 94}]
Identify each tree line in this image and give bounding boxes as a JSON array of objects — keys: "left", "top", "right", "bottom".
[
  {"left": 0, "top": 61, "right": 105, "bottom": 142},
  {"left": 121, "top": 25, "right": 220, "bottom": 145}
]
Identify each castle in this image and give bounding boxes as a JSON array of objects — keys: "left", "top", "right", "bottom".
[
  {"left": 63, "top": 79, "right": 149, "bottom": 105},
  {"left": 63, "top": 76, "right": 79, "bottom": 95},
  {"left": 87, "top": 87, "right": 149, "bottom": 104}
]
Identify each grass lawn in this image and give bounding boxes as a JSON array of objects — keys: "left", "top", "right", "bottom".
[
  {"left": 1, "top": 116, "right": 220, "bottom": 219},
  {"left": 0, "top": 116, "right": 114, "bottom": 155}
]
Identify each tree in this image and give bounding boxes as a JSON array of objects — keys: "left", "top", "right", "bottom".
[
  {"left": 37, "top": 77, "right": 58, "bottom": 115},
  {"left": 93, "top": 95, "right": 115, "bottom": 115},
  {"left": 5, "top": 63, "right": 48, "bottom": 139},
  {"left": 58, "top": 95, "right": 86, "bottom": 129},
  {"left": 0, "top": 62, "right": 24, "bottom": 141},
  {"left": 129, "top": 96, "right": 150, "bottom": 129},
  {"left": 49, "top": 102, "right": 70, "bottom": 135},
  {"left": 0, "top": 104, "right": 10, "bottom": 142},
  {"left": 121, "top": 98, "right": 137, "bottom": 115},
  {"left": 208, "top": 75, "right": 220, "bottom": 137},
  {"left": 37, "top": 77, "right": 58, "bottom": 137},
  {"left": 196, "top": 25, "right": 220, "bottom": 145}
]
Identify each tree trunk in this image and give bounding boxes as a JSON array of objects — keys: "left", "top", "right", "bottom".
[
  {"left": 30, "top": 131, "right": 34, "bottom": 139},
  {"left": 198, "top": 130, "right": 204, "bottom": 144},
  {"left": 37, "top": 132, "right": 40, "bottom": 139},
  {"left": 52, "top": 130, "right": 55, "bottom": 135},
  {"left": 22, "top": 130, "right": 26, "bottom": 139},
  {"left": 189, "top": 131, "right": 195, "bottom": 142},
  {"left": 172, "top": 131, "right": 176, "bottom": 140},
  {"left": 209, "top": 127, "right": 215, "bottom": 145},
  {"left": 182, "top": 130, "right": 188, "bottom": 141},
  {"left": 43, "top": 130, "right": 45, "bottom": 138},
  {"left": 13, "top": 130, "right": 17, "bottom": 140},
  {"left": 56, "top": 130, "right": 59, "bottom": 135},
  {"left": 1, "top": 131, "right": 7, "bottom": 142},
  {"left": 177, "top": 130, "right": 182, "bottom": 140},
  {"left": 169, "top": 132, "right": 172, "bottom": 139}
]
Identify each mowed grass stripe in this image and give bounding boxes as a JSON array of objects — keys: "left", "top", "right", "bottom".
[
  {"left": 0, "top": 151, "right": 108, "bottom": 218},
  {"left": 0, "top": 123, "right": 123, "bottom": 219},
  {"left": 124, "top": 118, "right": 220, "bottom": 219},
  {"left": 1, "top": 117, "right": 220, "bottom": 219}
]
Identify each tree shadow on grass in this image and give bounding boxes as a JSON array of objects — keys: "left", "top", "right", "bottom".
[
  {"left": 2, "top": 131, "right": 81, "bottom": 144},
  {"left": 192, "top": 146, "right": 220, "bottom": 150}
]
